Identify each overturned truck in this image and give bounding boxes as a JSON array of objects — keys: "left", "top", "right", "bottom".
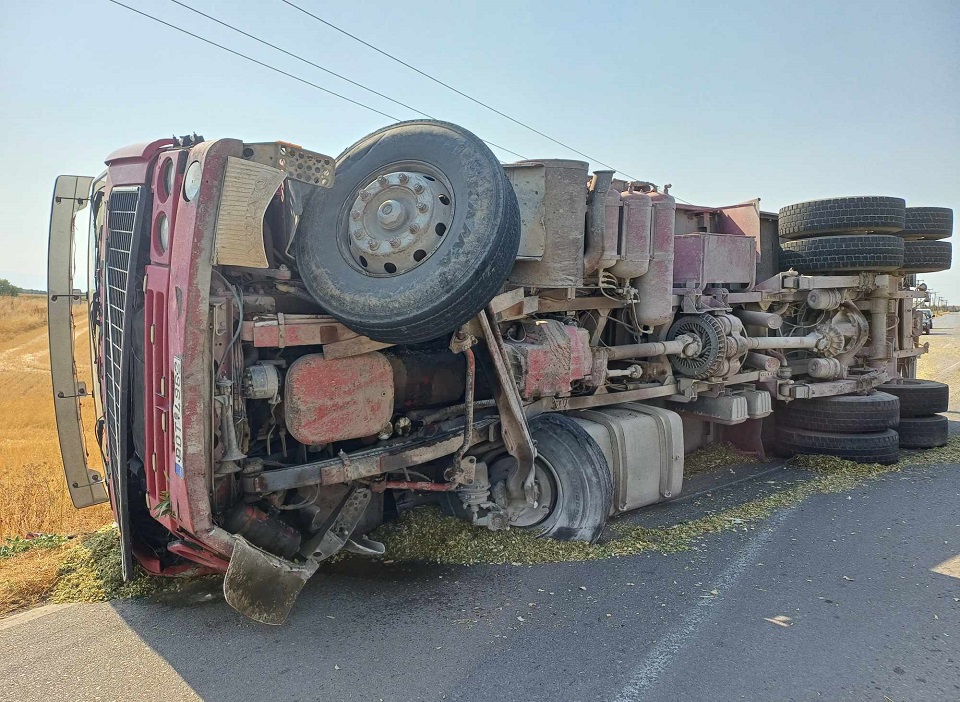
[{"left": 48, "top": 121, "right": 952, "bottom": 623}]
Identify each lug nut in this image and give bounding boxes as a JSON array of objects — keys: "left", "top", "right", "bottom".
[
  {"left": 417, "top": 202, "right": 428, "bottom": 213},
  {"left": 409, "top": 224, "right": 421, "bottom": 234},
  {"left": 359, "top": 190, "right": 371, "bottom": 202},
  {"left": 377, "top": 176, "right": 388, "bottom": 187},
  {"left": 351, "top": 210, "right": 361, "bottom": 220},
  {"left": 352, "top": 229, "right": 364, "bottom": 240},
  {"left": 368, "top": 239, "right": 381, "bottom": 250},
  {"left": 413, "top": 183, "right": 424, "bottom": 194},
  {"left": 389, "top": 237, "right": 402, "bottom": 248},
  {"left": 398, "top": 173, "right": 409, "bottom": 184}
]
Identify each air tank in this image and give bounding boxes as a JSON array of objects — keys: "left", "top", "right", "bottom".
[
  {"left": 609, "top": 187, "right": 653, "bottom": 279},
  {"left": 632, "top": 189, "right": 675, "bottom": 326}
]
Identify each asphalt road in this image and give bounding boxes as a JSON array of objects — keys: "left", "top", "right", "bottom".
[{"left": 3, "top": 317, "right": 959, "bottom": 702}]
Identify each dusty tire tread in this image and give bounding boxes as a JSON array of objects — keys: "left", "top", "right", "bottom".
[
  {"left": 775, "top": 427, "right": 900, "bottom": 464},
  {"left": 901, "top": 240, "right": 952, "bottom": 273},
  {"left": 778, "top": 196, "right": 905, "bottom": 239},
  {"left": 879, "top": 379, "right": 949, "bottom": 417},
  {"left": 779, "top": 234, "right": 904, "bottom": 273},
  {"left": 898, "top": 207, "right": 953, "bottom": 240},
  {"left": 896, "top": 415, "right": 949, "bottom": 449},
  {"left": 776, "top": 392, "right": 900, "bottom": 433}
]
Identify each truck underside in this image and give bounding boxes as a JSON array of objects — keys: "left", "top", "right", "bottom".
[{"left": 48, "top": 121, "right": 952, "bottom": 623}]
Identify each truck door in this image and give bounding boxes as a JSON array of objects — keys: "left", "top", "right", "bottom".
[{"left": 47, "top": 174, "right": 108, "bottom": 508}]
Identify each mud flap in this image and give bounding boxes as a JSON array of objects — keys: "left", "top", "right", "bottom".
[{"left": 223, "top": 536, "right": 318, "bottom": 625}]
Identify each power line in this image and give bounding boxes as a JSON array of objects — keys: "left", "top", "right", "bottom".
[
  {"left": 106, "top": 1, "right": 526, "bottom": 159},
  {"left": 281, "top": 0, "right": 641, "bottom": 180}
]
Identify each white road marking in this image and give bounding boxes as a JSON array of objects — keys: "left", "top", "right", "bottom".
[{"left": 612, "top": 508, "right": 793, "bottom": 702}]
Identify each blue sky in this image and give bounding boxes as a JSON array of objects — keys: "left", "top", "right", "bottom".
[{"left": 2, "top": 0, "right": 957, "bottom": 300}]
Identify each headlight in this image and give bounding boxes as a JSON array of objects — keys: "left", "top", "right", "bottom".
[
  {"left": 160, "top": 158, "right": 175, "bottom": 200},
  {"left": 156, "top": 213, "right": 170, "bottom": 253},
  {"left": 183, "top": 160, "right": 202, "bottom": 201}
]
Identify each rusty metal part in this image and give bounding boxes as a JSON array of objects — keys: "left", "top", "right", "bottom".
[
  {"left": 502, "top": 318, "right": 595, "bottom": 400},
  {"left": 745, "top": 333, "right": 825, "bottom": 351},
  {"left": 507, "top": 159, "right": 590, "bottom": 287},
  {"left": 584, "top": 170, "right": 614, "bottom": 275},
  {"left": 244, "top": 417, "right": 499, "bottom": 493},
  {"left": 809, "top": 357, "right": 844, "bottom": 379},
  {"left": 449, "top": 346, "right": 477, "bottom": 478},
  {"left": 807, "top": 288, "right": 846, "bottom": 310},
  {"left": 605, "top": 334, "right": 699, "bottom": 361},
  {"left": 782, "top": 368, "right": 889, "bottom": 399},
  {"left": 667, "top": 315, "right": 729, "bottom": 378},
  {"left": 410, "top": 399, "right": 498, "bottom": 424},
  {"left": 223, "top": 536, "right": 318, "bottom": 626},
  {"left": 299, "top": 486, "right": 372, "bottom": 560},
  {"left": 477, "top": 309, "right": 537, "bottom": 502},
  {"left": 388, "top": 351, "right": 465, "bottom": 411},
  {"left": 370, "top": 480, "right": 458, "bottom": 492},
  {"left": 744, "top": 352, "right": 781, "bottom": 372},
  {"left": 733, "top": 309, "right": 783, "bottom": 329},
  {"left": 283, "top": 352, "right": 394, "bottom": 445},
  {"left": 222, "top": 504, "right": 301, "bottom": 560},
  {"left": 347, "top": 169, "right": 451, "bottom": 275}
]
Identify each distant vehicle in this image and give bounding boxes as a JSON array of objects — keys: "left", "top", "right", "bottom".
[
  {"left": 919, "top": 308, "right": 933, "bottom": 334},
  {"left": 47, "top": 124, "right": 953, "bottom": 623}
]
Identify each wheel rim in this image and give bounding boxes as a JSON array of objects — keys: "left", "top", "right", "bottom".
[
  {"left": 493, "top": 456, "right": 559, "bottom": 528},
  {"left": 342, "top": 162, "right": 455, "bottom": 276}
]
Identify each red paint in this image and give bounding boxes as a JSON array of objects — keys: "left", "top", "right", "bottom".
[
  {"left": 505, "top": 320, "right": 594, "bottom": 400},
  {"left": 284, "top": 352, "right": 395, "bottom": 445}
]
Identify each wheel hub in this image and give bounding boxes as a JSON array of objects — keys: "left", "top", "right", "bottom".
[{"left": 347, "top": 170, "right": 453, "bottom": 276}]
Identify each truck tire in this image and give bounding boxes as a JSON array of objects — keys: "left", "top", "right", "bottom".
[
  {"left": 878, "top": 378, "right": 950, "bottom": 417},
  {"left": 779, "top": 234, "right": 904, "bottom": 273},
  {"left": 295, "top": 120, "right": 521, "bottom": 344},
  {"left": 489, "top": 414, "right": 612, "bottom": 543},
  {"left": 900, "top": 240, "right": 952, "bottom": 273},
  {"left": 775, "top": 426, "right": 900, "bottom": 465},
  {"left": 896, "top": 415, "right": 949, "bottom": 449},
  {"left": 778, "top": 196, "right": 906, "bottom": 240},
  {"left": 898, "top": 207, "right": 953, "bottom": 240},
  {"left": 776, "top": 391, "right": 900, "bottom": 433}
]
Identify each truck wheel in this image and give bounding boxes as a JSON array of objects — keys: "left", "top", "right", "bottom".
[
  {"left": 775, "top": 426, "right": 900, "bottom": 465},
  {"left": 779, "top": 234, "right": 904, "bottom": 273},
  {"left": 776, "top": 391, "right": 900, "bottom": 433},
  {"left": 295, "top": 120, "right": 521, "bottom": 344},
  {"left": 490, "top": 414, "right": 612, "bottom": 543},
  {"left": 900, "top": 240, "right": 952, "bottom": 273},
  {"left": 898, "top": 207, "right": 953, "bottom": 240},
  {"left": 896, "top": 415, "right": 949, "bottom": 449},
  {"left": 878, "top": 378, "right": 949, "bottom": 417},
  {"left": 778, "top": 196, "right": 906, "bottom": 240}
]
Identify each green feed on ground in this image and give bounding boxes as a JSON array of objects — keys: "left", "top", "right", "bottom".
[
  {"left": 370, "top": 436, "right": 960, "bottom": 566},
  {"left": 14, "top": 436, "right": 960, "bottom": 607}
]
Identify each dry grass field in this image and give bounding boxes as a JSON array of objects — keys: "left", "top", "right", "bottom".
[{"left": 0, "top": 295, "right": 111, "bottom": 540}]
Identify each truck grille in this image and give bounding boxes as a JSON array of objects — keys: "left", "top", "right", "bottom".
[{"left": 103, "top": 186, "right": 146, "bottom": 471}]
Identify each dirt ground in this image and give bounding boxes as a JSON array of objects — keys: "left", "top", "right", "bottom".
[
  {"left": 916, "top": 311, "right": 960, "bottom": 413},
  {"left": 0, "top": 300, "right": 110, "bottom": 538}
]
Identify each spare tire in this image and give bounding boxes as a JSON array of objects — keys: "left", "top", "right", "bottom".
[
  {"left": 901, "top": 240, "right": 952, "bottom": 273},
  {"left": 878, "top": 378, "right": 950, "bottom": 417},
  {"left": 779, "top": 234, "right": 904, "bottom": 273},
  {"left": 776, "top": 391, "right": 900, "bottom": 433},
  {"left": 898, "top": 207, "right": 953, "bottom": 240},
  {"left": 896, "top": 415, "right": 949, "bottom": 449},
  {"left": 295, "top": 120, "right": 521, "bottom": 344},
  {"left": 775, "top": 426, "right": 900, "bottom": 465},
  {"left": 778, "top": 196, "right": 906, "bottom": 240}
]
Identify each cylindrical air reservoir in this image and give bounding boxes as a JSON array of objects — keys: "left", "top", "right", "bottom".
[
  {"left": 632, "top": 189, "right": 676, "bottom": 326},
  {"left": 609, "top": 188, "right": 652, "bottom": 279}
]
